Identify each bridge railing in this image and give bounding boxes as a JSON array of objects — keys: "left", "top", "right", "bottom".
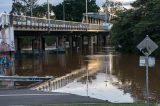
[
  {"left": 12, "top": 15, "right": 90, "bottom": 31},
  {"left": 0, "top": 14, "right": 109, "bottom": 32}
]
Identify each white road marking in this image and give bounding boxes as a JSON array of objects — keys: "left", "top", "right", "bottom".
[{"left": 0, "top": 93, "right": 70, "bottom": 97}]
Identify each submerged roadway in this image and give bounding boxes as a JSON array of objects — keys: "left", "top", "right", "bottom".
[{"left": 0, "top": 89, "right": 107, "bottom": 106}]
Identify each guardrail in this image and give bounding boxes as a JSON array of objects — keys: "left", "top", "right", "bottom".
[
  {"left": 1, "top": 14, "right": 109, "bottom": 32},
  {"left": 0, "top": 75, "right": 53, "bottom": 81},
  {"left": 12, "top": 15, "right": 109, "bottom": 32},
  {"left": 12, "top": 15, "right": 89, "bottom": 31}
]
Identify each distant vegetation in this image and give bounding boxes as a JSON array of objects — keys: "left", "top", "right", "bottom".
[
  {"left": 11, "top": 0, "right": 99, "bottom": 22},
  {"left": 111, "top": 0, "right": 160, "bottom": 55}
]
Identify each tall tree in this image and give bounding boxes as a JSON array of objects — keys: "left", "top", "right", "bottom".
[
  {"left": 111, "top": 0, "right": 160, "bottom": 54},
  {"left": 11, "top": 1, "right": 25, "bottom": 15},
  {"left": 102, "top": 0, "right": 124, "bottom": 15},
  {"left": 11, "top": 0, "right": 38, "bottom": 16},
  {"left": 32, "top": 3, "right": 56, "bottom": 19},
  {"left": 54, "top": 0, "right": 100, "bottom": 21}
]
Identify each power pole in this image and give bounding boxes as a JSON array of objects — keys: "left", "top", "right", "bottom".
[
  {"left": 86, "top": 0, "right": 88, "bottom": 23},
  {"left": 104, "top": 0, "right": 111, "bottom": 23},
  {"left": 63, "top": 0, "right": 65, "bottom": 20},
  {"left": 47, "top": 0, "right": 50, "bottom": 32}
]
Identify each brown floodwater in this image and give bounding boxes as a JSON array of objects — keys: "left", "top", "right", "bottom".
[{"left": 0, "top": 47, "right": 160, "bottom": 103}]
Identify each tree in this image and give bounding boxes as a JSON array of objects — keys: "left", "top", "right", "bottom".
[
  {"left": 111, "top": 0, "right": 160, "bottom": 54},
  {"left": 102, "top": 0, "right": 124, "bottom": 15},
  {"left": 11, "top": 0, "right": 38, "bottom": 16},
  {"left": 33, "top": 3, "right": 50, "bottom": 18},
  {"left": 11, "top": 1, "right": 25, "bottom": 15},
  {"left": 21, "top": 0, "right": 38, "bottom": 16},
  {"left": 54, "top": 0, "right": 100, "bottom": 21}
]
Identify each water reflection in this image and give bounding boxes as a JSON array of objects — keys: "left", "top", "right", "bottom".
[
  {"left": 52, "top": 53, "right": 133, "bottom": 102},
  {"left": 1, "top": 47, "right": 160, "bottom": 103}
]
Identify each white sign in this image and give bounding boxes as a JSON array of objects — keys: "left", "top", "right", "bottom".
[
  {"left": 137, "top": 35, "right": 158, "bottom": 56},
  {"left": 139, "top": 56, "right": 155, "bottom": 67}
]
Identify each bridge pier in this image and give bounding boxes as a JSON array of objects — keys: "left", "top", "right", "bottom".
[
  {"left": 69, "top": 36, "right": 73, "bottom": 49},
  {"left": 56, "top": 36, "right": 65, "bottom": 50},
  {"left": 88, "top": 35, "right": 95, "bottom": 54},
  {"left": 77, "top": 35, "right": 83, "bottom": 51},
  {"left": 32, "top": 37, "right": 45, "bottom": 52},
  {"left": 15, "top": 37, "right": 22, "bottom": 52}
]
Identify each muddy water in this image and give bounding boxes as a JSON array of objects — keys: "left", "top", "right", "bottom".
[{"left": 0, "top": 47, "right": 160, "bottom": 103}]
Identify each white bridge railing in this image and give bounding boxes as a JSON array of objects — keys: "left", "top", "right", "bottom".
[{"left": 0, "top": 14, "right": 109, "bottom": 32}]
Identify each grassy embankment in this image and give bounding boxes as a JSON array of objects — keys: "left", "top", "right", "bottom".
[{"left": 48, "top": 103, "right": 156, "bottom": 106}]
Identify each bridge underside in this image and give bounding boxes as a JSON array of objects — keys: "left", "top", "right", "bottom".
[
  {"left": 14, "top": 30, "right": 109, "bottom": 36},
  {"left": 14, "top": 30, "right": 109, "bottom": 53}
]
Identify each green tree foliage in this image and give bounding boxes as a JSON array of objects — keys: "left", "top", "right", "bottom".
[
  {"left": 11, "top": 0, "right": 99, "bottom": 21},
  {"left": 11, "top": 1, "right": 25, "bottom": 15},
  {"left": 11, "top": 0, "right": 38, "bottom": 16},
  {"left": 111, "top": 0, "right": 160, "bottom": 54},
  {"left": 33, "top": 3, "right": 52, "bottom": 18},
  {"left": 102, "top": 0, "right": 124, "bottom": 15},
  {"left": 54, "top": 0, "right": 100, "bottom": 21}
]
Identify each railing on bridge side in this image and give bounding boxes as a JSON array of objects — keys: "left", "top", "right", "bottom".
[
  {"left": 1, "top": 14, "right": 109, "bottom": 32},
  {"left": 13, "top": 15, "right": 88, "bottom": 31},
  {"left": 11, "top": 15, "right": 109, "bottom": 32}
]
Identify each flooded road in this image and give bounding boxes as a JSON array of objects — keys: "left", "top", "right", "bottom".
[{"left": 0, "top": 47, "right": 160, "bottom": 103}]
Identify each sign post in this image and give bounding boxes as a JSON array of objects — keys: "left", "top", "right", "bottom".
[{"left": 137, "top": 35, "right": 158, "bottom": 104}]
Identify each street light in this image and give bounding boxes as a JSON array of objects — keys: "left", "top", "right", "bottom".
[
  {"left": 47, "top": 0, "right": 50, "bottom": 20},
  {"left": 63, "top": 0, "right": 65, "bottom": 20},
  {"left": 30, "top": 0, "right": 33, "bottom": 17},
  {"left": 47, "top": 0, "right": 50, "bottom": 32},
  {"left": 86, "top": 0, "right": 88, "bottom": 23}
]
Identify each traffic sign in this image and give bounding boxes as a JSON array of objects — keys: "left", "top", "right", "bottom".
[
  {"left": 137, "top": 35, "right": 158, "bottom": 104},
  {"left": 137, "top": 35, "right": 158, "bottom": 56},
  {"left": 139, "top": 56, "right": 155, "bottom": 67}
]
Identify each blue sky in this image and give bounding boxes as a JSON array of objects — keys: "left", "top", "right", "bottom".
[{"left": 0, "top": 0, "right": 135, "bottom": 13}]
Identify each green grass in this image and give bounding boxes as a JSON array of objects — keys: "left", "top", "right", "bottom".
[{"left": 47, "top": 103, "right": 156, "bottom": 106}]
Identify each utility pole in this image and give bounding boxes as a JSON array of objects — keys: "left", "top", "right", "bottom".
[
  {"left": 30, "top": 0, "right": 33, "bottom": 17},
  {"left": 47, "top": 0, "right": 50, "bottom": 32},
  {"left": 63, "top": 0, "right": 65, "bottom": 20},
  {"left": 86, "top": 0, "right": 88, "bottom": 23},
  {"left": 104, "top": 0, "right": 111, "bottom": 23}
]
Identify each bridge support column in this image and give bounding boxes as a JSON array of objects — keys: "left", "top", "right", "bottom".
[
  {"left": 88, "top": 36, "right": 94, "bottom": 54},
  {"left": 56, "top": 37, "right": 59, "bottom": 48},
  {"left": 81, "top": 36, "right": 84, "bottom": 50},
  {"left": 56, "top": 36, "right": 65, "bottom": 50},
  {"left": 78, "top": 35, "right": 83, "bottom": 50},
  {"left": 69, "top": 36, "right": 73, "bottom": 49},
  {"left": 102, "top": 35, "right": 107, "bottom": 46},
  {"left": 72, "top": 36, "right": 76, "bottom": 48},
  {"left": 15, "top": 37, "right": 21, "bottom": 53},
  {"left": 75, "top": 35, "right": 83, "bottom": 52},
  {"left": 32, "top": 37, "right": 45, "bottom": 52},
  {"left": 41, "top": 37, "right": 45, "bottom": 51},
  {"left": 97, "top": 35, "right": 103, "bottom": 47}
]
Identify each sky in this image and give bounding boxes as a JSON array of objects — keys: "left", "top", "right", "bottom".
[{"left": 0, "top": 0, "right": 135, "bottom": 13}]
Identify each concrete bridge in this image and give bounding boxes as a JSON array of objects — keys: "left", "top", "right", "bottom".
[
  {"left": 12, "top": 15, "right": 109, "bottom": 32},
  {"left": 0, "top": 14, "right": 110, "bottom": 53}
]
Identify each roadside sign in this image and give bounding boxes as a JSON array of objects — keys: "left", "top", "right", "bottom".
[
  {"left": 137, "top": 35, "right": 158, "bottom": 56},
  {"left": 137, "top": 35, "right": 158, "bottom": 103},
  {"left": 139, "top": 56, "right": 155, "bottom": 67}
]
